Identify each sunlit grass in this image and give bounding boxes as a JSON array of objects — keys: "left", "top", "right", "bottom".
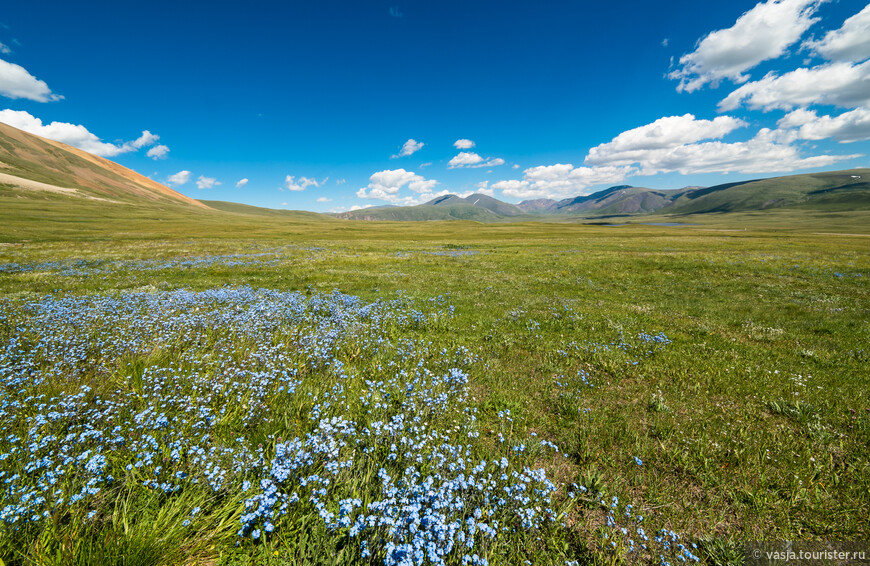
[{"left": 0, "top": 213, "right": 868, "bottom": 565}]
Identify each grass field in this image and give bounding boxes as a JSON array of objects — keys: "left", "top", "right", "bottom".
[{"left": 0, "top": 210, "right": 868, "bottom": 565}]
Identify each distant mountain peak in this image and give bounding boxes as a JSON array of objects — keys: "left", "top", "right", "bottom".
[{"left": 424, "top": 194, "right": 464, "bottom": 206}]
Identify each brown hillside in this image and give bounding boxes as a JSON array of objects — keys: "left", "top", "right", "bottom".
[{"left": 0, "top": 121, "right": 208, "bottom": 209}]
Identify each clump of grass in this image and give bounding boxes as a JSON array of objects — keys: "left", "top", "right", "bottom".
[
  {"left": 576, "top": 468, "right": 606, "bottom": 497},
  {"left": 766, "top": 398, "right": 818, "bottom": 422},
  {"left": 694, "top": 536, "right": 744, "bottom": 566},
  {"left": 647, "top": 389, "right": 670, "bottom": 413},
  {"left": 766, "top": 398, "right": 831, "bottom": 441}
]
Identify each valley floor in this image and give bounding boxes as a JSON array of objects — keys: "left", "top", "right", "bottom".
[{"left": 0, "top": 219, "right": 867, "bottom": 565}]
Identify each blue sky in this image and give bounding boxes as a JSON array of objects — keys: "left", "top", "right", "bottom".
[{"left": 1, "top": 0, "right": 869, "bottom": 212}]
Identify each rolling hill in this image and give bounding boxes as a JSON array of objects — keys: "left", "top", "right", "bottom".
[
  {"left": 666, "top": 170, "right": 870, "bottom": 215},
  {"left": 198, "top": 200, "right": 334, "bottom": 221},
  {"left": 0, "top": 122, "right": 208, "bottom": 209},
  {"left": 0, "top": 121, "right": 340, "bottom": 241},
  {"left": 455, "top": 193, "right": 524, "bottom": 216}
]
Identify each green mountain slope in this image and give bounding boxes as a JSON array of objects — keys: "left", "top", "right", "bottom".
[
  {"left": 425, "top": 193, "right": 524, "bottom": 216},
  {"left": 554, "top": 186, "right": 683, "bottom": 215},
  {"left": 461, "top": 194, "right": 524, "bottom": 216},
  {"left": 666, "top": 170, "right": 870, "bottom": 214}
]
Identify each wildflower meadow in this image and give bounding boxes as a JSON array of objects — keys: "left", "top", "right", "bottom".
[{"left": 0, "top": 223, "right": 867, "bottom": 565}]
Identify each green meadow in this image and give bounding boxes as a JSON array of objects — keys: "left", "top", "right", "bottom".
[{"left": 0, "top": 206, "right": 868, "bottom": 565}]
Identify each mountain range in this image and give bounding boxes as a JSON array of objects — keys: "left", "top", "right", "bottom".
[
  {"left": 334, "top": 172, "right": 870, "bottom": 221},
  {"left": 0, "top": 120, "right": 868, "bottom": 231}
]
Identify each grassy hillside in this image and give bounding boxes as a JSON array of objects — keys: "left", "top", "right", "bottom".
[
  {"left": 199, "top": 200, "right": 334, "bottom": 221},
  {"left": 0, "top": 191, "right": 343, "bottom": 243},
  {"left": 667, "top": 169, "right": 870, "bottom": 215},
  {"left": 425, "top": 194, "right": 524, "bottom": 216},
  {"left": 462, "top": 193, "right": 524, "bottom": 216},
  {"left": 0, "top": 122, "right": 207, "bottom": 208}
]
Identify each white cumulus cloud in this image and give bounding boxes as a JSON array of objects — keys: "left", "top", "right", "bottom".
[
  {"left": 285, "top": 175, "right": 324, "bottom": 191},
  {"left": 236, "top": 178, "right": 249, "bottom": 188},
  {"left": 471, "top": 181, "right": 494, "bottom": 197},
  {"left": 585, "top": 114, "right": 747, "bottom": 167},
  {"left": 490, "top": 180, "right": 528, "bottom": 194},
  {"left": 392, "top": 138, "right": 424, "bottom": 158},
  {"left": 0, "top": 58, "right": 63, "bottom": 102},
  {"left": 0, "top": 109, "right": 161, "bottom": 157},
  {"left": 778, "top": 106, "right": 870, "bottom": 142},
  {"left": 453, "top": 139, "right": 475, "bottom": 149},
  {"left": 131, "top": 131, "right": 160, "bottom": 149},
  {"left": 167, "top": 171, "right": 191, "bottom": 186},
  {"left": 669, "top": 0, "right": 824, "bottom": 92},
  {"left": 356, "top": 168, "right": 438, "bottom": 202},
  {"left": 492, "top": 164, "right": 634, "bottom": 199},
  {"left": 584, "top": 113, "right": 858, "bottom": 176},
  {"left": 448, "top": 152, "right": 483, "bottom": 168},
  {"left": 316, "top": 196, "right": 332, "bottom": 202},
  {"left": 447, "top": 152, "right": 505, "bottom": 169},
  {"left": 328, "top": 204, "right": 375, "bottom": 213},
  {"left": 196, "top": 175, "right": 221, "bottom": 189},
  {"left": 804, "top": 4, "right": 870, "bottom": 62},
  {"left": 146, "top": 144, "right": 169, "bottom": 160},
  {"left": 596, "top": 128, "right": 856, "bottom": 176},
  {"left": 522, "top": 109, "right": 858, "bottom": 189},
  {"left": 719, "top": 59, "right": 870, "bottom": 111}
]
